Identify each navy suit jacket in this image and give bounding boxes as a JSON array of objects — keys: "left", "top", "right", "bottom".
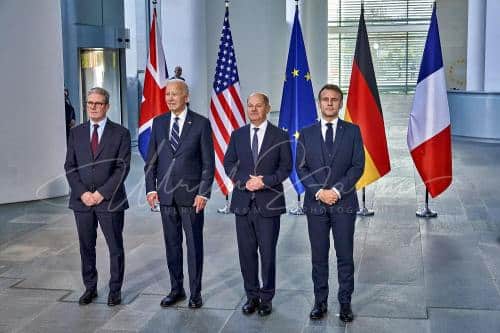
[
  {"left": 296, "top": 119, "right": 364, "bottom": 215},
  {"left": 144, "top": 110, "right": 215, "bottom": 206},
  {"left": 224, "top": 122, "right": 292, "bottom": 217},
  {"left": 64, "top": 120, "right": 131, "bottom": 212}
]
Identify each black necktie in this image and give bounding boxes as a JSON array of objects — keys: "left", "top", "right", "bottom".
[
  {"left": 325, "top": 123, "right": 334, "bottom": 155},
  {"left": 170, "top": 117, "right": 180, "bottom": 152},
  {"left": 252, "top": 127, "right": 259, "bottom": 164},
  {"left": 91, "top": 124, "right": 99, "bottom": 157}
]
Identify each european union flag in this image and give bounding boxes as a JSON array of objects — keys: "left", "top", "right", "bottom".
[{"left": 278, "top": 4, "right": 317, "bottom": 195}]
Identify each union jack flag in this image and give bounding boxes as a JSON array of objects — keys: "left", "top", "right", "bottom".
[{"left": 138, "top": 8, "right": 168, "bottom": 161}]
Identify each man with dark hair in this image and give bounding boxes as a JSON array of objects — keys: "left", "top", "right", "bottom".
[
  {"left": 145, "top": 79, "right": 215, "bottom": 309},
  {"left": 169, "top": 66, "right": 185, "bottom": 81},
  {"left": 224, "top": 92, "right": 292, "bottom": 317},
  {"left": 296, "top": 84, "right": 364, "bottom": 322},
  {"left": 64, "top": 88, "right": 76, "bottom": 140},
  {"left": 65, "top": 87, "right": 131, "bottom": 307}
]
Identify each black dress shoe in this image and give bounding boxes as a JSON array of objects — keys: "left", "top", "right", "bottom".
[
  {"left": 160, "top": 291, "right": 186, "bottom": 308},
  {"left": 188, "top": 296, "right": 203, "bottom": 309},
  {"left": 339, "top": 303, "right": 354, "bottom": 322},
  {"left": 257, "top": 302, "right": 272, "bottom": 316},
  {"left": 107, "top": 291, "right": 121, "bottom": 306},
  {"left": 309, "top": 302, "right": 328, "bottom": 320},
  {"left": 78, "top": 289, "right": 97, "bottom": 305},
  {"left": 242, "top": 298, "right": 260, "bottom": 315}
]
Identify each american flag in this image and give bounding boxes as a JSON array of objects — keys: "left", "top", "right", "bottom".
[
  {"left": 209, "top": 3, "right": 246, "bottom": 196},
  {"left": 138, "top": 8, "right": 168, "bottom": 161}
]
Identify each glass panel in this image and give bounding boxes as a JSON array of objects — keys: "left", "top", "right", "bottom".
[{"left": 80, "top": 48, "right": 122, "bottom": 123}]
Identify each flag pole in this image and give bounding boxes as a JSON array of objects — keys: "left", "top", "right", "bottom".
[
  {"left": 289, "top": 194, "right": 304, "bottom": 215},
  {"left": 416, "top": 189, "right": 437, "bottom": 218},
  {"left": 357, "top": 187, "right": 374, "bottom": 216}
]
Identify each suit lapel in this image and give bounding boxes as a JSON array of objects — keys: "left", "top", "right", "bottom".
[
  {"left": 173, "top": 110, "right": 193, "bottom": 155},
  {"left": 257, "top": 122, "right": 273, "bottom": 162},
  {"left": 328, "top": 119, "right": 345, "bottom": 165},
  {"left": 82, "top": 122, "right": 93, "bottom": 161},
  {"left": 94, "top": 120, "right": 112, "bottom": 160},
  {"left": 312, "top": 122, "right": 326, "bottom": 167},
  {"left": 241, "top": 125, "right": 255, "bottom": 169}
]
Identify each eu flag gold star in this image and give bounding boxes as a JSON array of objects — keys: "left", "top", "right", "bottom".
[
  {"left": 305, "top": 72, "right": 311, "bottom": 81},
  {"left": 292, "top": 69, "right": 299, "bottom": 77},
  {"left": 294, "top": 131, "right": 300, "bottom": 140}
]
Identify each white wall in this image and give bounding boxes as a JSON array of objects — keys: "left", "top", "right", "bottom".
[
  {"left": 0, "top": 0, "right": 68, "bottom": 203},
  {"left": 484, "top": 0, "right": 500, "bottom": 91}
]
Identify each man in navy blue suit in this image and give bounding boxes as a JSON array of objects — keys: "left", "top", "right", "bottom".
[
  {"left": 296, "top": 84, "right": 364, "bottom": 322},
  {"left": 224, "top": 92, "right": 292, "bottom": 316},
  {"left": 65, "top": 87, "right": 131, "bottom": 307},
  {"left": 144, "top": 79, "right": 215, "bottom": 309}
]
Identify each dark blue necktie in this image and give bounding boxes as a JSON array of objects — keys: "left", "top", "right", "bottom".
[
  {"left": 252, "top": 127, "right": 259, "bottom": 163},
  {"left": 325, "top": 123, "right": 334, "bottom": 155},
  {"left": 170, "top": 117, "right": 180, "bottom": 152}
]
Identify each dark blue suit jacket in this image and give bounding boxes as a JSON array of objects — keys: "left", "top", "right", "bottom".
[
  {"left": 224, "top": 122, "right": 292, "bottom": 217},
  {"left": 144, "top": 110, "right": 215, "bottom": 206},
  {"left": 296, "top": 119, "right": 364, "bottom": 215},
  {"left": 64, "top": 120, "right": 131, "bottom": 212}
]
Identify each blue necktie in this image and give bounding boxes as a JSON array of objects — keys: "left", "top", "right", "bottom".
[
  {"left": 170, "top": 117, "right": 180, "bottom": 152},
  {"left": 325, "top": 123, "right": 334, "bottom": 155},
  {"left": 252, "top": 127, "right": 259, "bottom": 164}
]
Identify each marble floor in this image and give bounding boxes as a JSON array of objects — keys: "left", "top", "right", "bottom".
[{"left": 1, "top": 95, "right": 500, "bottom": 332}]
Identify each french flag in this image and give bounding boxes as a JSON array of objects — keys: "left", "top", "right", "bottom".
[
  {"left": 407, "top": 4, "right": 452, "bottom": 198},
  {"left": 138, "top": 8, "right": 168, "bottom": 161}
]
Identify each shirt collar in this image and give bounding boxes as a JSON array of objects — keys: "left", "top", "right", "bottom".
[
  {"left": 90, "top": 117, "right": 107, "bottom": 128},
  {"left": 251, "top": 120, "right": 268, "bottom": 132},
  {"left": 172, "top": 108, "right": 188, "bottom": 121},
  {"left": 320, "top": 116, "right": 338, "bottom": 128}
]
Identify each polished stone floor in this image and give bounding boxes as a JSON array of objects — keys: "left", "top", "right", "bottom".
[{"left": 1, "top": 95, "right": 500, "bottom": 332}]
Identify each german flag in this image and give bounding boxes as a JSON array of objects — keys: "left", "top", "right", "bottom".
[{"left": 344, "top": 4, "right": 391, "bottom": 189}]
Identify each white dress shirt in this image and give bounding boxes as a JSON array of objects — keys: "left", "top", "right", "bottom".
[
  {"left": 89, "top": 117, "right": 107, "bottom": 143},
  {"left": 250, "top": 120, "right": 268, "bottom": 154},
  {"left": 170, "top": 108, "right": 188, "bottom": 139}
]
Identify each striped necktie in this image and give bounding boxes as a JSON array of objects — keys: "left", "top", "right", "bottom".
[{"left": 170, "top": 117, "right": 180, "bottom": 152}]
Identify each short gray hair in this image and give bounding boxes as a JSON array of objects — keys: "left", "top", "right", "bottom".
[
  {"left": 87, "top": 87, "right": 110, "bottom": 104},
  {"left": 166, "top": 79, "right": 189, "bottom": 95},
  {"left": 247, "top": 92, "right": 270, "bottom": 106}
]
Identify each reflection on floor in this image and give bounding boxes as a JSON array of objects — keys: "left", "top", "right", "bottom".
[{"left": 1, "top": 95, "right": 500, "bottom": 332}]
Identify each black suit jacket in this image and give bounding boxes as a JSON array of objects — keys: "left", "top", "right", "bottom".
[
  {"left": 224, "top": 122, "right": 292, "bottom": 217},
  {"left": 144, "top": 110, "right": 215, "bottom": 206},
  {"left": 296, "top": 119, "right": 364, "bottom": 215},
  {"left": 64, "top": 120, "right": 131, "bottom": 212}
]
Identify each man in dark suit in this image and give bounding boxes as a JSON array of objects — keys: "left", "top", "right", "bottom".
[
  {"left": 296, "top": 84, "right": 364, "bottom": 322},
  {"left": 64, "top": 87, "right": 131, "bottom": 307},
  {"left": 144, "top": 79, "right": 215, "bottom": 309},
  {"left": 224, "top": 92, "right": 292, "bottom": 317}
]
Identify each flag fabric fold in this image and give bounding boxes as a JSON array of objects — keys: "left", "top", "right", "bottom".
[
  {"left": 209, "top": 4, "right": 246, "bottom": 196},
  {"left": 138, "top": 8, "right": 168, "bottom": 161},
  {"left": 345, "top": 5, "right": 391, "bottom": 189},
  {"left": 407, "top": 4, "right": 452, "bottom": 198},
  {"left": 278, "top": 5, "right": 318, "bottom": 195}
]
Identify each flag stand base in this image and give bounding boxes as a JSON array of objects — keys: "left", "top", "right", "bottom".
[
  {"left": 356, "top": 188, "right": 374, "bottom": 216},
  {"left": 357, "top": 207, "right": 374, "bottom": 216},
  {"left": 217, "top": 195, "right": 231, "bottom": 214},
  {"left": 217, "top": 205, "right": 231, "bottom": 214},
  {"left": 288, "top": 194, "right": 305, "bottom": 215},
  {"left": 416, "top": 189, "right": 437, "bottom": 218},
  {"left": 416, "top": 207, "right": 437, "bottom": 218}
]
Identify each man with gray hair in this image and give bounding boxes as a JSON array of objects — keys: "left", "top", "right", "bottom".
[
  {"left": 65, "top": 87, "right": 131, "bottom": 307},
  {"left": 145, "top": 79, "right": 215, "bottom": 309}
]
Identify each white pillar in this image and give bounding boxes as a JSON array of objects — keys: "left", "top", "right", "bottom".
[
  {"left": 0, "top": 0, "right": 67, "bottom": 203},
  {"left": 484, "top": 0, "right": 500, "bottom": 91},
  {"left": 466, "top": 0, "right": 486, "bottom": 91}
]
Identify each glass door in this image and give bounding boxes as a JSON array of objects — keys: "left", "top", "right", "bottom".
[{"left": 80, "top": 48, "right": 122, "bottom": 123}]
